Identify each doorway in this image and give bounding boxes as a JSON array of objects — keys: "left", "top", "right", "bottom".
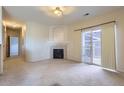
[
  {"left": 82, "top": 28, "right": 101, "bottom": 65},
  {"left": 4, "top": 26, "right": 22, "bottom": 59},
  {"left": 9, "top": 36, "right": 19, "bottom": 57}
]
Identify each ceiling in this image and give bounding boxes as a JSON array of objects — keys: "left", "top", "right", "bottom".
[{"left": 3, "top": 6, "right": 123, "bottom": 25}]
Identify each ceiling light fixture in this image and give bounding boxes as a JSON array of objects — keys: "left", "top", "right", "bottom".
[{"left": 53, "top": 7, "right": 63, "bottom": 16}]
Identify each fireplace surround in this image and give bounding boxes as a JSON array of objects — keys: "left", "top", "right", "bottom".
[{"left": 50, "top": 44, "right": 67, "bottom": 59}]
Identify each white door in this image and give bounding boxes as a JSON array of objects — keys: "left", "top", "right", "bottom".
[{"left": 10, "top": 37, "right": 19, "bottom": 56}]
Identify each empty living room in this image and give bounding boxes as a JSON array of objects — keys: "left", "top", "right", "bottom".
[{"left": 1, "top": 5, "right": 124, "bottom": 87}]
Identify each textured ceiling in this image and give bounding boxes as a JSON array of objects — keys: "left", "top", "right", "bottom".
[{"left": 3, "top": 6, "right": 123, "bottom": 25}]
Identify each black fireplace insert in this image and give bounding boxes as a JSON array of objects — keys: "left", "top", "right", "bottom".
[{"left": 53, "top": 49, "right": 64, "bottom": 59}]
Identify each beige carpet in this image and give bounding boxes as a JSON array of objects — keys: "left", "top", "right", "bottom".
[{"left": 0, "top": 57, "right": 124, "bottom": 86}]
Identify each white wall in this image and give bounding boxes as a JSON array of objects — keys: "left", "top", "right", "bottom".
[
  {"left": 0, "top": 6, "right": 3, "bottom": 73},
  {"left": 67, "top": 27, "right": 81, "bottom": 62},
  {"left": 0, "top": 6, "right": 2, "bottom": 44},
  {"left": 25, "top": 22, "right": 50, "bottom": 62},
  {"left": 67, "top": 8, "right": 124, "bottom": 72},
  {"left": 49, "top": 25, "right": 68, "bottom": 43}
]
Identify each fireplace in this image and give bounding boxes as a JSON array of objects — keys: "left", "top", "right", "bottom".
[{"left": 53, "top": 49, "right": 64, "bottom": 59}]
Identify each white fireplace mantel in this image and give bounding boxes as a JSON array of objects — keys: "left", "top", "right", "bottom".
[{"left": 48, "top": 41, "right": 69, "bottom": 46}]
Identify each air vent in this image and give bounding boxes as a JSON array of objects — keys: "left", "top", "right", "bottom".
[{"left": 84, "top": 13, "right": 90, "bottom": 16}]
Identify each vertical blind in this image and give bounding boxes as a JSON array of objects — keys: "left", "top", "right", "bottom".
[{"left": 101, "top": 23, "right": 116, "bottom": 70}]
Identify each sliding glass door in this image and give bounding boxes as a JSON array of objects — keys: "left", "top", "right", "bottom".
[
  {"left": 82, "top": 28, "right": 101, "bottom": 65},
  {"left": 82, "top": 31, "right": 92, "bottom": 64},
  {"left": 92, "top": 30, "right": 101, "bottom": 65}
]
